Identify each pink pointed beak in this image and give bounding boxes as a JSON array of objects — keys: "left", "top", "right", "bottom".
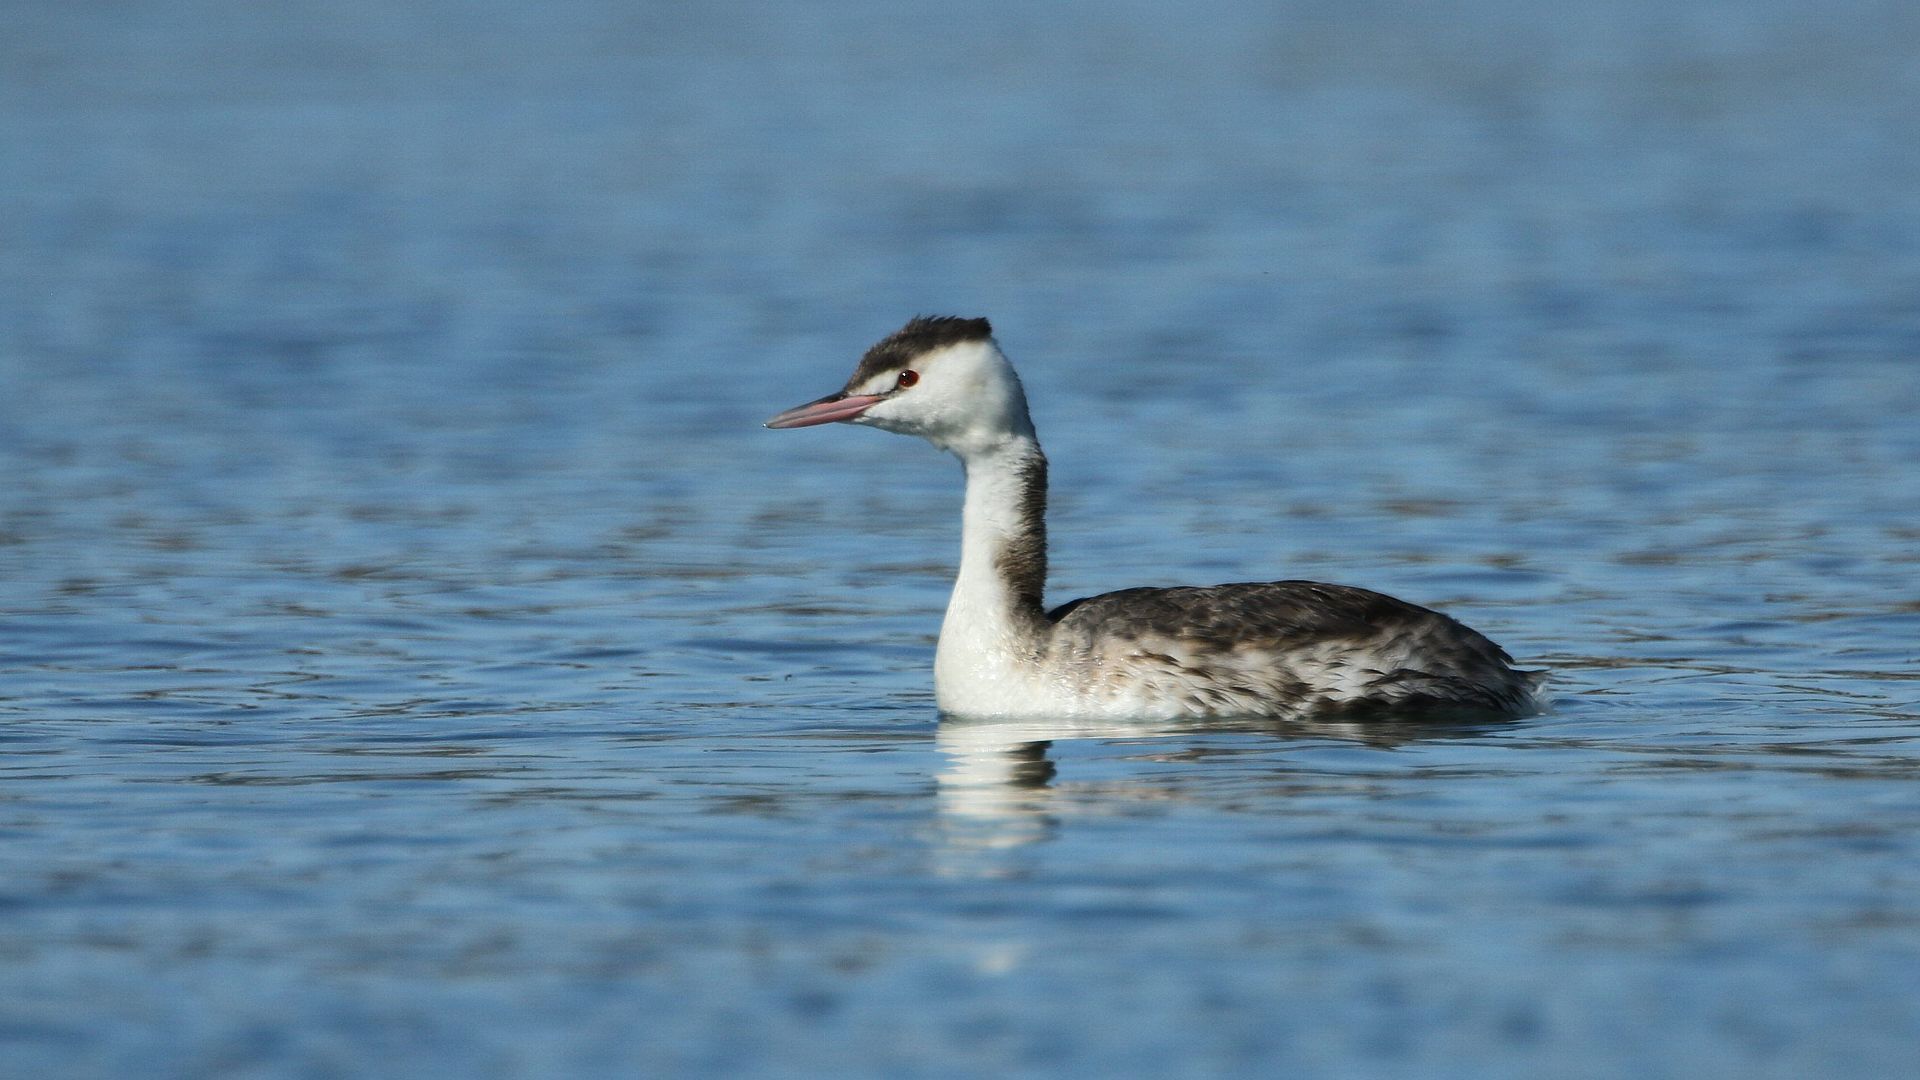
[{"left": 764, "top": 392, "right": 884, "bottom": 429}]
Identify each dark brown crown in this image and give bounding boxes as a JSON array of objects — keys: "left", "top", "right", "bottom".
[{"left": 846, "top": 316, "right": 993, "bottom": 388}]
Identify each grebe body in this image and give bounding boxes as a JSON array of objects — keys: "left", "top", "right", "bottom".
[{"left": 767, "top": 317, "right": 1539, "bottom": 720}]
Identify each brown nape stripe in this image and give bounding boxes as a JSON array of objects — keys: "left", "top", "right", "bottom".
[
  {"left": 994, "top": 449, "right": 1049, "bottom": 620},
  {"left": 845, "top": 315, "right": 993, "bottom": 389}
]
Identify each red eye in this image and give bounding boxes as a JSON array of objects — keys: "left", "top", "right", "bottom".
[{"left": 897, "top": 370, "right": 919, "bottom": 388}]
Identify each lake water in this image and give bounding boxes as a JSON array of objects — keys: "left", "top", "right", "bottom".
[{"left": 4, "top": 1, "right": 1920, "bottom": 1076}]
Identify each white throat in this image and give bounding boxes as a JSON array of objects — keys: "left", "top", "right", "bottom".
[{"left": 933, "top": 435, "right": 1051, "bottom": 715}]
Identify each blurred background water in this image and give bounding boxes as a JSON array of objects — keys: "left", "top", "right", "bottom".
[{"left": 4, "top": 1, "right": 1920, "bottom": 1076}]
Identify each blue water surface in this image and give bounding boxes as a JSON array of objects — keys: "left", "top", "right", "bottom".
[{"left": 4, "top": 1, "right": 1919, "bottom": 1076}]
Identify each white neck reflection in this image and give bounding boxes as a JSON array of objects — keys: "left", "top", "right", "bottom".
[
  {"left": 934, "top": 714, "right": 1258, "bottom": 867},
  {"left": 932, "top": 712, "right": 1505, "bottom": 869}
]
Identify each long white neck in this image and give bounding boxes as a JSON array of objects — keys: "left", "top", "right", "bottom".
[{"left": 933, "top": 435, "right": 1050, "bottom": 710}]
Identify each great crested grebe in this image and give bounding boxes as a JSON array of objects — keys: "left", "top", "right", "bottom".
[{"left": 766, "top": 316, "right": 1540, "bottom": 720}]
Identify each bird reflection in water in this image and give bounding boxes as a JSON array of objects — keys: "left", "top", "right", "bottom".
[{"left": 933, "top": 712, "right": 1514, "bottom": 865}]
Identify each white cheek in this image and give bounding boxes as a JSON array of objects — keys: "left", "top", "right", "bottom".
[{"left": 858, "top": 394, "right": 916, "bottom": 429}]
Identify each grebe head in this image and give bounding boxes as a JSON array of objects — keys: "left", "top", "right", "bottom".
[{"left": 765, "top": 316, "right": 1036, "bottom": 456}]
